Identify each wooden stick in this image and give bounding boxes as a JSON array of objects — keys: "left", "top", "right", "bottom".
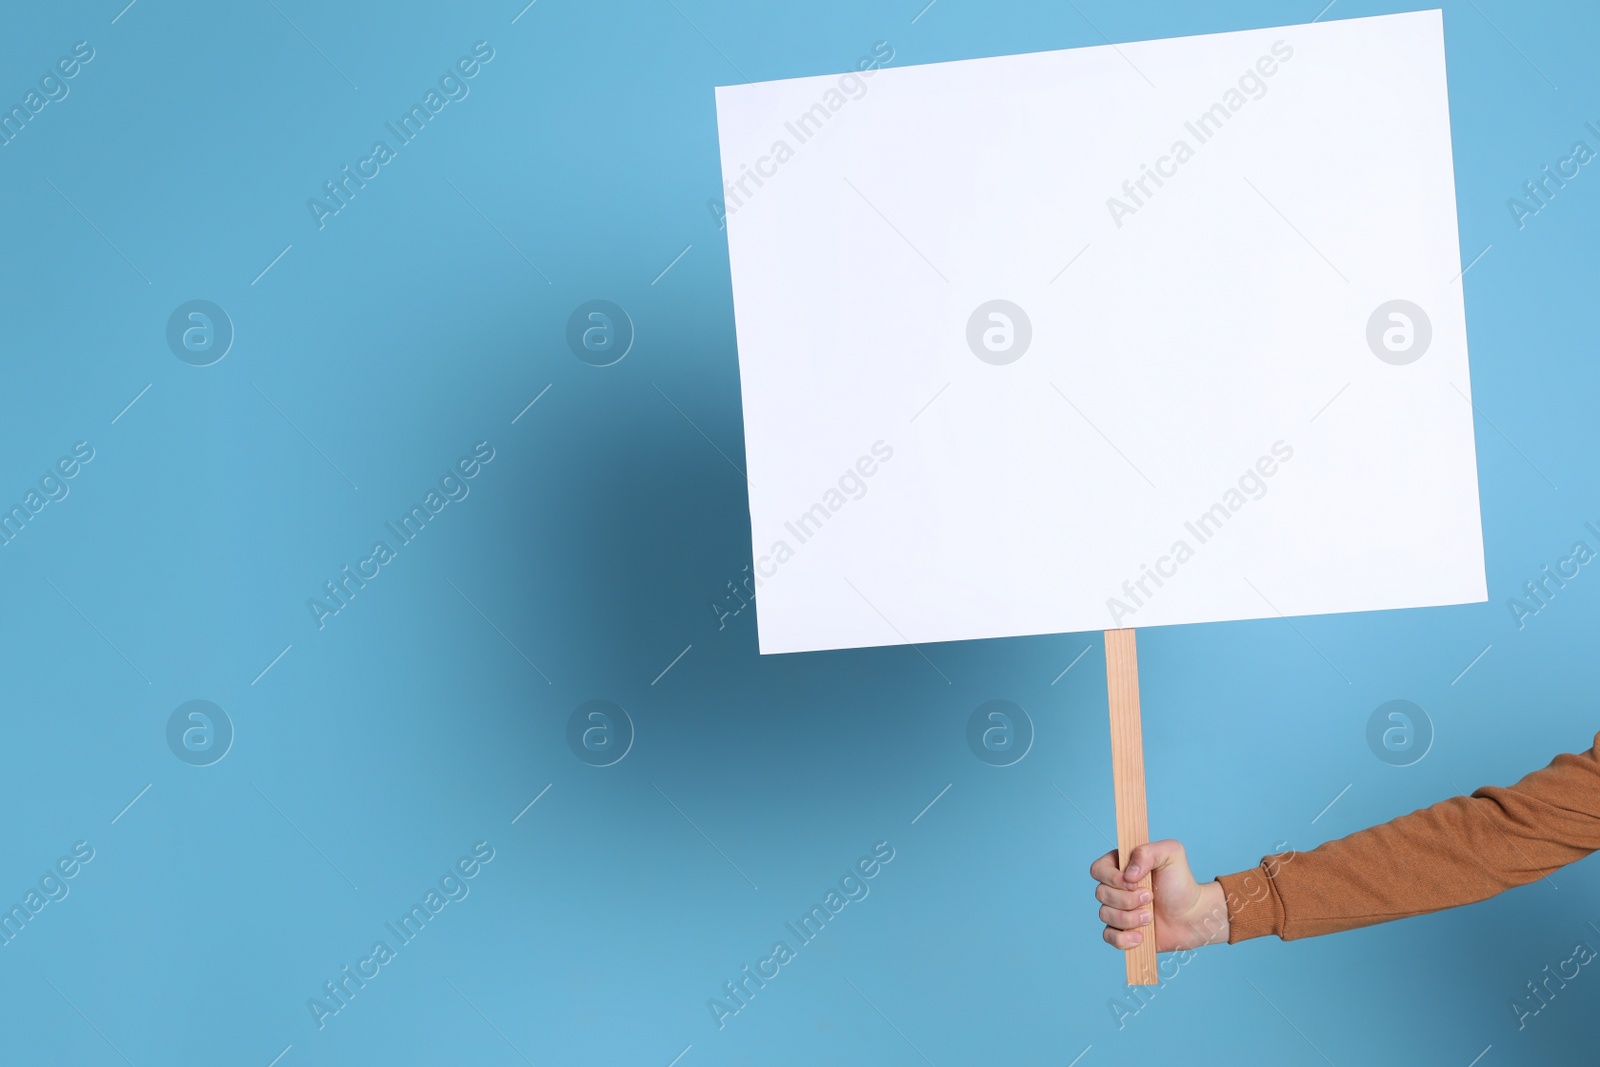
[{"left": 1104, "top": 628, "right": 1158, "bottom": 986}]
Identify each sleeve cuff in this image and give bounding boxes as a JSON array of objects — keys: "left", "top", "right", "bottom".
[{"left": 1216, "top": 858, "right": 1289, "bottom": 943}]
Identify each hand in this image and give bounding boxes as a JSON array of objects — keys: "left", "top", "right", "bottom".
[{"left": 1089, "top": 840, "right": 1229, "bottom": 952}]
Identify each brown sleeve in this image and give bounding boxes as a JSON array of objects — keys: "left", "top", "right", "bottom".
[{"left": 1215, "top": 731, "right": 1600, "bottom": 942}]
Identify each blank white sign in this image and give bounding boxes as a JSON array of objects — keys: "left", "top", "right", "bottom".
[{"left": 715, "top": 10, "right": 1486, "bottom": 655}]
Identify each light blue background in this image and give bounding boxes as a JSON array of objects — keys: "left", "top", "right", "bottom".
[{"left": 0, "top": 1, "right": 1596, "bottom": 1063}]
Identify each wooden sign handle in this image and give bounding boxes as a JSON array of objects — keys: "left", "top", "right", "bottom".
[{"left": 1104, "top": 628, "right": 1159, "bottom": 985}]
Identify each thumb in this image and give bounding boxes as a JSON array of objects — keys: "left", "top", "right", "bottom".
[{"left": 1121, "top": 839, "right": 1187, "bottom": 887}]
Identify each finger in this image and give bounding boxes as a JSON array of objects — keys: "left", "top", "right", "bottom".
[
  {"left": 1102, "top": 925, "right": 1144, "bottom": 950},
  {"left": 1089, "top": 850, "right": 1123, "bottom": 887},
  {"left": 1099, "top": 904, "right": 1152, "bottom": 931},
  {"left": 1122, "top": 839, "right": 1188, "bottom": 886},
  {"left": 1095, "top": 884, "right": 1150, "bottom": 910}
]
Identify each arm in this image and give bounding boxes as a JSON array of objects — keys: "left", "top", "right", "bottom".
[
  {"left": 1220, "top": 731, "right": 1600, "bottom": 941},
  {"left": 1090, "top": 731, "right": 1600, "bottom": 949}
]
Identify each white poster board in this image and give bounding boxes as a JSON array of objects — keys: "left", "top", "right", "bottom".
[{"left": 715, "top": 10, "right": 1486, "bottom": 655}]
